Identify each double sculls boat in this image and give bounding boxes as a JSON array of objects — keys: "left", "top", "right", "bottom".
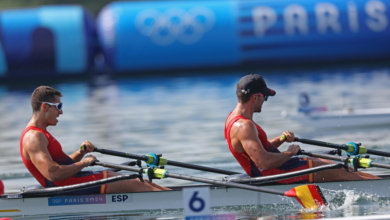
[{"left": 1, "top": 138, "right": 389, "bottom": 217}]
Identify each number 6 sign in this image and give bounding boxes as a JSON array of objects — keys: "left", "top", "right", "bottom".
[{"left": 183, "top": 187, "right": 210, "bottom": 216}]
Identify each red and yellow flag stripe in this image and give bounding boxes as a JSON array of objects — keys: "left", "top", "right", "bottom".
[{"left": 284, "top": 184, "right": 327, "bottom": 209}]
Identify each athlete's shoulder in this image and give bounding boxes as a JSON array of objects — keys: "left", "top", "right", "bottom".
[
  {"left": 24, "top": 127, "right": 46, "bottom": 137},
  {"left": 22, "top": 129, "right": 48, "bottom": 149},
  {"left": 231, "top": 117, "right": 256, "bottom": 134}
]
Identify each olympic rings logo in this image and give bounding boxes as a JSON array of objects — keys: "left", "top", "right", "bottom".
[
  {"left": 135, "top": 6, "right": 216, "bottom": 46},
  {"left": 51, "top": 199, "right": 62, "bottom": 204}
]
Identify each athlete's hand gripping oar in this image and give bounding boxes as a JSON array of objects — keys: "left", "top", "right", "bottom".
[
  {"left": 88, "top": 147, "right": 239, "bottom": 175},
  {"left": 293, "top": 137, "right": 390, "bottom": 157},
  {"left": 299, "top": 150, "right": 390, "bottom": 170},
  {"left": 93, "top": 161, "right": 327, "bottom": 209}
]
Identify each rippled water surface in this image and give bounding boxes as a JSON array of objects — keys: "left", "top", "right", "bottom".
[{"left": 1, "top": 64, "right": 390, "bottom": 219}]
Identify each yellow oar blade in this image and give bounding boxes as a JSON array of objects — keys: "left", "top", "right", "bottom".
[{"left": 284, "top": 184, "right": 327, "bottom": 209}]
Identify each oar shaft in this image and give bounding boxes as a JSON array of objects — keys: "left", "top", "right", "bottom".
[
  {"left": 366, "top": 149, "right": 390, "bottom": 157},
  {"left": 299, "top": 151, "right": 347, "bottom": 162},
  {"left": 370, "top": 162, "right": 390, "bottom": 169},
  {"left": 299, "top": 151, "right": 390, "bottom": 169},
  {"left": 295, "top": 138, "right": 390, "bottom": 157},
  {"left": 165, "top": 160, "right": 239, "bottom": 175},
  {"left": 94, "top": 161, "right": 285, "bottom": 196},
  {"left": 295, "top": 138, "right": 348, "bottom": 151},
  {"left": 94, "top": 148, "right": 149, "bottom": 161},
  {"left": 94, "top": 148, "right": 239, "bottom": 175},
  {"left": 165, "top": 172, "right": 285, "bottom": 196},
  {"left": 231, "top": 163, "right": 343, "bottom": 184},
  {"left": 95, "top": 161, "right": 142, "bottom": 173}
]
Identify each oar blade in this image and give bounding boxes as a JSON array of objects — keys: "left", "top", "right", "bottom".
[{"left": 284, "top": 184, "right": 327, "bottom": 209}]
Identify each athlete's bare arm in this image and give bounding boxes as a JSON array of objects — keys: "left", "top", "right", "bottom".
[
  {"left": 22, "top": 130, "right": 96, "bottom": 182},
  {"left": 68, "top": 141, "right": 95, "bottom": 162},
  {"left": 231, "top": 119, "right": 300, "bottom": 170},
  {"left": 269, "top": 131, "right": 295, "bottom": 148}
]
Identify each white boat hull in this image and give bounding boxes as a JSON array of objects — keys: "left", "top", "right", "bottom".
[{"left": 2, "top": 176, "right": 390, "bottom": 217}]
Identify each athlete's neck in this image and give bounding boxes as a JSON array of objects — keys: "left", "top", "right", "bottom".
[
  {"left": 233, "top": 103, "right": 255, "bottom": 120},
  {"left": 27, "top": 114, "right": 48, "bottom": 130}
]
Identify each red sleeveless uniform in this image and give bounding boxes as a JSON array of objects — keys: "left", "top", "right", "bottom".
[
  {"left": 224, "top": 115, "right": 314, "bottom": 183},
  {"left": 20, "top": 126, "right": 108, "bottom": 193}
]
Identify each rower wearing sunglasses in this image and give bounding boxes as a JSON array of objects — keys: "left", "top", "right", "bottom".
[
  {"left": 224, "top": 74, "right": 380, "bottom": 182},
  {"left": 20, "top": 86, "right": 169, "bottom": 194}
]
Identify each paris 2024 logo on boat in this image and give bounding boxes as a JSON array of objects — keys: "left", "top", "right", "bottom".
[{"left": 135, "top": 7, "right": 216, "bottom": 46}]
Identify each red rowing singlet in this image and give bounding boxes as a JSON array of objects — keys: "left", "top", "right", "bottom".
[
  {"left": 20, "top": 126, "right": 109, "bottom": 193},
  {"left": 224, "top": 114, "right": 279, "bottom": 177},
  {"left": 20, "top": 126, "right": 75, "bottom": 187},
  {"left": 224, "top": 114, "right": 314, "bottom": 183}
]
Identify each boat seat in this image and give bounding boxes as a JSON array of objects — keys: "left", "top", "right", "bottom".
[{"left": 223, "top": 173, "right": 250, "bottom": 182}]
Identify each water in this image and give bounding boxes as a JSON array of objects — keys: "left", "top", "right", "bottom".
[{"left": 1, "top": 64, "right": 390, "bottom": 219}]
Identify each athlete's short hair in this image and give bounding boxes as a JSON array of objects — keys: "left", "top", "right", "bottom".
[
  {"left": 236, "top": 84, "right": 252, "bottom": 104},
  {"left": 31, "top": 86, "right": 62, "bottom": 112}
]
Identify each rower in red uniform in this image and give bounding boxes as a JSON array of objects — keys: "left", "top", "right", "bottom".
[
  {"left": 20, "top": 86, "right": 169, "bottom": 193},
  {"left": 224, "top": 74, "right": 380, "bottom": 182}
]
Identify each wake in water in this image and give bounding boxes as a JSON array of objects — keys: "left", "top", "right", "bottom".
[{"left": 324, "top": 188, "right": 390, "bottom": 210}]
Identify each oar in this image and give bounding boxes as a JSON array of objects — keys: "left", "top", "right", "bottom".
[
  {"left": 294, "top": 137, "right": 390, "bottom": 157},
  {"left": 299, "top": 150, "right": 390, "bottom": 170},
  {"left": 90, "top": 147, "right": 239, "bottom": 175},
  {"left": 94, "top": 161, "right": 328, "bottom": 209},
  {"left": 227, "top": 163, "right": 343, "bottom": 184}
]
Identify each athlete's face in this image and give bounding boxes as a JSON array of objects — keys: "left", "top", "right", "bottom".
[
  {"left": 253, "top": 93, "right": 265, "bottom": 113},
  {"left": 44, "top": 95, "right": 63, "bottom": 126}
]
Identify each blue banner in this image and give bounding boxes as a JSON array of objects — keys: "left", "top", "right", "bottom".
[
  {"left": 1, "top": 0, "right": 389, "bottom": 77},
  {"left": 237, "top": 0, "right": 390, "bottom": 64},
  {"left": 97, "top": 0, "right": 390, "bottom": 71}
]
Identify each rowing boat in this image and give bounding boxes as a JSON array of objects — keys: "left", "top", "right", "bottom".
[
  {"left": 3, "top": 140, "right": 389, "bottom": 218},
  {"left": 1, "top": 174, "right": 389, "bottom": 217}
]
